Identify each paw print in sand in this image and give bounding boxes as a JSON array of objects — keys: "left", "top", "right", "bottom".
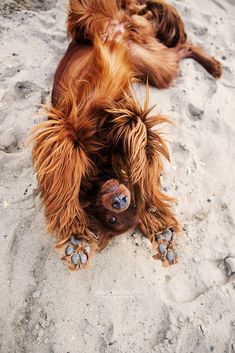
[{"left": 153, "top": 229, "right": 179, "bottom": 266}]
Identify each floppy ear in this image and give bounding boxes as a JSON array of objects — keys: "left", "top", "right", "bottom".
[
  {"left": 106, "top": 84, "right": 179, "bottom": 235},
  {"left": 31, "top": 99, "right": 96, "bottom": 242},
  {"left": 106, "top": 84, "right": 171, "bottom": 183}
]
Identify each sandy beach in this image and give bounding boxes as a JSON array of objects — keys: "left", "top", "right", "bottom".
[{"left": 0, "top": 0, "right": 235, "bottom": 352}]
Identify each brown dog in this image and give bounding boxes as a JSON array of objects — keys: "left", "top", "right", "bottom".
[{"left": 32, "top": 0, "right": 222, "bottom": 270}]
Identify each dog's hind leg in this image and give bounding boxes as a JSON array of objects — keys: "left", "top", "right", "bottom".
[
  {"left": 138, "top": 1, "right": 222, "bottom": 79},
  {"left": 178, "top": 42, "right": 223, "bottom": 79},
  {"left": 130, "top": 39, "right": 180, "bottom": 88},
  {"left": 142, "top": 1, "right": 222, "bottom": 79}
]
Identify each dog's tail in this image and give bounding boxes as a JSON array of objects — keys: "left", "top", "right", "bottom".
[{"left": 67, "top": 0, "right": 122, "bottom": 40}]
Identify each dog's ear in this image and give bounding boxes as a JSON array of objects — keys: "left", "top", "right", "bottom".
[
  {"left": 106, "top": 84, "right": 171, "bottom": 186},
  {"left": 31, "top": 97, "right": 98, "bottom": 241},
  {"left": 106, "top": 84, "right": 180, "bottom": 232}
]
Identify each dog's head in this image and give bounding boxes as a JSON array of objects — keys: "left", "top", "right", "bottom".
[{"left": 91, "top": 179, "right": 139, "bottom": 235}]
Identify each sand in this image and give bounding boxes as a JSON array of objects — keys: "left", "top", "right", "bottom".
[{"left": 0, "top": 0, "right": 235, "bottom": 352}]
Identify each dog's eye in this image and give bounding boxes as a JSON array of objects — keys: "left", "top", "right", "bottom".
[
  {"left": 109, "top": 217, "right": 116, "bottom": 225},
  {"left": 133, "top": 204, "right": 137, "bottom": 209}
]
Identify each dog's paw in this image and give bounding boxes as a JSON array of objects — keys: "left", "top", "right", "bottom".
[
  {"left": 55, "top": 236, "right": 96, "bottom": 271},
  {"left": 152, "top": 228, "right": 179, "bottom": 266},
  {"left": 209, "top": 57, "right": 223, "bottom": 79}
]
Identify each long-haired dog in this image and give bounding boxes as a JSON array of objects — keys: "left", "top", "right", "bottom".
[{"left": 31, "top": 0, "right": 222, "bottom": 270}]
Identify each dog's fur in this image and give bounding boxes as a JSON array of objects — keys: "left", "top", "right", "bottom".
[{"left": 31, "top": 0, "right": 222, "bottom": 267}]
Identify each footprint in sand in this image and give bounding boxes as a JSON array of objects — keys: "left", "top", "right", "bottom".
[
  {"left": 172, "top": 142, "right": 191, "bottom": 170},
  {"left": 14, "top": 81, "right": 36, "bottom": 100},
  {"left": 188, "top": 103, "right": 204, "bottom": 121},
  {"left": 3, "top": 64, "right": 22, "bottom": 79},
  {"left": 191, "top": 22, "right": 208, "bottom": 37},
  {"left": 0, "top": 131, "right": 21, "bottom": 153}
]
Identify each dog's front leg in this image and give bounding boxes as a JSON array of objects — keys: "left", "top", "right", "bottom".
[{"left": 31, "top": 108, "right": 98, "bottom": 271}]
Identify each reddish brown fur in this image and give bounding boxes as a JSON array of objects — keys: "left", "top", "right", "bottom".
[{"left": 31, "top": 0, "right": 222, "bottom": 267}]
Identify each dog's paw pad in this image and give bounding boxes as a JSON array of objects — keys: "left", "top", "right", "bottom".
[
  {"left": 159, "top": 243, "right": 167, "bottom": 254},
  {"left": 166, "top": 249, "right": 174, "bottom": 262},
  {"left": 153, "top": 229, "right": 179, "bottom": 266},
  {"left": 70, "top": 251, "right": 88, "bottom": 265},
  {"left": 70, "top": 236, "right": 82, "bottom": 247},
  {"left": 71, "top": 253, "right": 80, "bottom": 265},
  {"left": 56, "top": 236, "right": 94, "bottom": 270},
  {"left": 157, "top": 229, "right": 173, "bottom": 242},
  {"left": 80, "top": 252, "right": 88, "bottom": 264},
  {"left": 65, "top": 245, "right": 74, "bottom": 256}
]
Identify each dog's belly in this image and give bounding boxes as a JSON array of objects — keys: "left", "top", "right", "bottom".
[{"left": 52, "top": 41, "right": 92, "bottom": 106}]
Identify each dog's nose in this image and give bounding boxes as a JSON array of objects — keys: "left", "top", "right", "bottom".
[{"left": 112, "top": 194, "right": 129, "bottom": 210}]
